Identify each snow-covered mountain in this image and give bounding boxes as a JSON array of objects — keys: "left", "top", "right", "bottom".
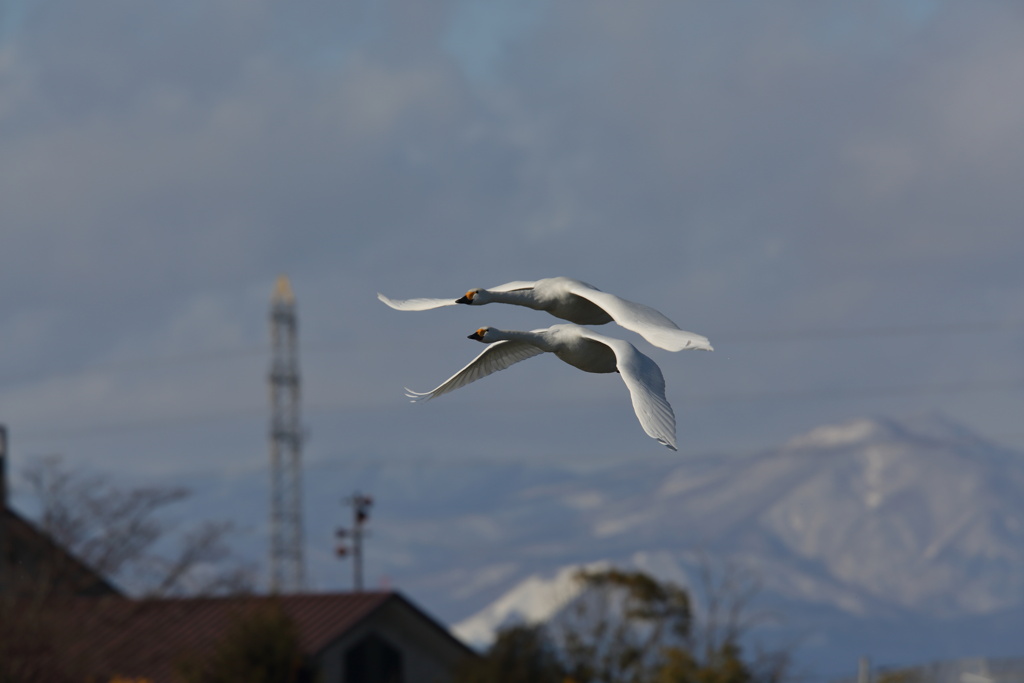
[{"left": 331, "top": 414, "right": 1024, "bottom": 677}]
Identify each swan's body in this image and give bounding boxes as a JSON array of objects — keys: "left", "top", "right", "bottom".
[
  {"left": 378, "top": 277, "right": 712, "bottom": 352},
  {"left": 406, "top": 324, "right": 678, "bottom": 450}
]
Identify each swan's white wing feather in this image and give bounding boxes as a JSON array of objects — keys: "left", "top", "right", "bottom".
[
  {"left": 488, "top": 280, "right": 537, "bottom": 293},
  {"left": 378, "top": 292, "right": 459, "bottom": 311},
  {"left": 405, "top": 340, "right": 545, "bottom": 401},
  {"left": 579, "top": 329, "right": 678, "bottom": 450},
  {"left": 565, "top": 282, "right": 712, "bottom": 352}
]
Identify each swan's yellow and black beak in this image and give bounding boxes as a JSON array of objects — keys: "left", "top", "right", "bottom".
[
  {"left": 468, "top": 328, "right": 486, "bottom": 341},
  {"left": 455, "top": 290, "right": 476, "bottom": 305}
]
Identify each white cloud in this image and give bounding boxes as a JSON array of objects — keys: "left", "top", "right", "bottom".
[{"left": 0, "top": 0, "right": 1021, "bottom": 490}]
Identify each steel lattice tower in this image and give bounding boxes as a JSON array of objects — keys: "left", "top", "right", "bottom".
[{"left": 268, "top": 275, "right": 305, "bottom": 593}]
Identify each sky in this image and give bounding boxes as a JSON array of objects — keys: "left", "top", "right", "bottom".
[{"left": 1, "top": 0, "right": 1023, "bottom": 596}]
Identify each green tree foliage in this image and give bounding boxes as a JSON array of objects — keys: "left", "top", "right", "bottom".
[
  {"left": 174, "top": 602, "right": 310, "bottom": 683},
  {"left": 555, "top": 568, "right": 692, "bottom": 683},
  {"left": 875, "top": 669, "right": 923, "bottom": 683},
  {"left": 453, "top": 624, "right": 567, "bottom": 683},
  {"left": 456, "top": 567, "right": 789, "bottom": 683},
  {"left": 655, "top": 641, "right": 754, "bottom": 683}
]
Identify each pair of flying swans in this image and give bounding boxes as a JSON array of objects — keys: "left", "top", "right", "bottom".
[{"left": 378, "top": 277, "right": 712, "bottom": 450}]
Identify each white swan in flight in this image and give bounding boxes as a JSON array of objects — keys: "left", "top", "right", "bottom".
[
  {"left": 378, "top": 277, "right": 712, "bottom": 352},
  {"left": 405, "top": 324, "right": 679, "bottom": 450}
]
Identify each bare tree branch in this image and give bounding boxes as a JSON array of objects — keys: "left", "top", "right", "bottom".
[{"left": 19, "top": 455, "right": 254, "bottom": 597}]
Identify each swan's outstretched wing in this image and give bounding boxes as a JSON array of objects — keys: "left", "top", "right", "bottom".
[
  {"left": 405, "top": 341, "right": 545, "bottom": 401},
  {"left": 579, "top": 329, "right": 678, "bottom": 450},
  {"left": 566, "top": 282, "right": 712, "bottom": 352},
  {"left": 377, "top": 292, "right": 459, "bottom": 311}
]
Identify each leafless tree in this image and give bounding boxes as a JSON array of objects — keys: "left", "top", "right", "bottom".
[
  {"left": 687, "top": 555, "right": 792, "bottom": 683},
  {"left": 19, "top": 454, "right": 254, "bottom": 597},
  {"left": 1, "top": 456, "right": 256, "bottom": 680}
]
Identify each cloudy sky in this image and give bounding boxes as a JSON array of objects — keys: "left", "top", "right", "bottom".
[{"left": 2, "top": 0, "right": 1023, "bottom": 593}]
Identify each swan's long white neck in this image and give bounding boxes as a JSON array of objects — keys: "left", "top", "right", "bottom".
[
  {"left": 479, "top": 288, "right": 543, "bottom": 310},
  {"left": 486, "top": 328, "right": 554, "bottom": 351}
]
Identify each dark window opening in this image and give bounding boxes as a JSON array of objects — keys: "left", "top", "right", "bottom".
[{"left": 344, "top": 633, "right": 404, "bottom": 683}]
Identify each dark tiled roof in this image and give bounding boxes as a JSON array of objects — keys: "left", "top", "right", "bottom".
[
  {"left": 43, "top": 591, "right": 468, "bottom": 682},
  {"left": 68, "top": 592, "right": 391, "bottom": 679},
  {"left": 1, "top": 506, "right": 120, "bottom": 596}
]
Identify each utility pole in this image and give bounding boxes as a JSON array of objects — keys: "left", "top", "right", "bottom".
[
  {"left": 0, "top": 425, "right": 7, "bottom": 593},
  {"left": 268, "top": 275, "right": 305, "bottom": 594},
  {"left": 858, "top": 657, "right": 871, "bottom": 683},
  {"left": 336, "top": 492, "right": 373, "bottom": 591}
]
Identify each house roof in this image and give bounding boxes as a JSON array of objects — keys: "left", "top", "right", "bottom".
[
  {"left": 1, "top": 505, "right": 120, "bottom": 597},
  {"left": 39, "top": 591, "right": 472, "bottom": 682},
  {"left": 98, "top": 591, "right": 392, "bottom": 656}
]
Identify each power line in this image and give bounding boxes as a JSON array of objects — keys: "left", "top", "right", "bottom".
[
  {"left": 13, "top": 407, "right": 265, "bottom": 441},
  {"left": 0, "top": 347, "right": 266, "bottom": 389},
  {"left": 680, "top": 377, "right": 1024, "bottom": 403},
  {"left": 9, "top": 375, "right": 1023, "bottom": 444},
  {"left": 3, "top": 319, "right": 1023, "bottom": 390},
  {"left": 713, "top": 320, "right": 1024, "bottom": 344}
]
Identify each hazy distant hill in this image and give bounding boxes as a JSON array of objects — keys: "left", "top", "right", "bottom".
[
  {"left": 401, "top": 413, "right": 1024, "bottom": 675},
  {"left": 554, "top": 413, "right": 1024, "bottom": 617},
  {"left": 343, "top": 414, "right": 1024, "bottom": 677}
]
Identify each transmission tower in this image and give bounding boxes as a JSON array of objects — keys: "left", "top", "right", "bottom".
[{"left": 268, "top": 275, "right": 305, "bottom": 593}]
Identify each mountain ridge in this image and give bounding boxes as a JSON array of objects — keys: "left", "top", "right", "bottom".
[{"left": 423, "top": 413, "right": 1024, "bottom": 674}]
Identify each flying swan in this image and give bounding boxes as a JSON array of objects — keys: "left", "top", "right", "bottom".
[
  {"left": 378, "top": 277, "right": 712, "bottom": 352},
  {"left": 405, "top": 324, "right": 679, "bottom": 450}
]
